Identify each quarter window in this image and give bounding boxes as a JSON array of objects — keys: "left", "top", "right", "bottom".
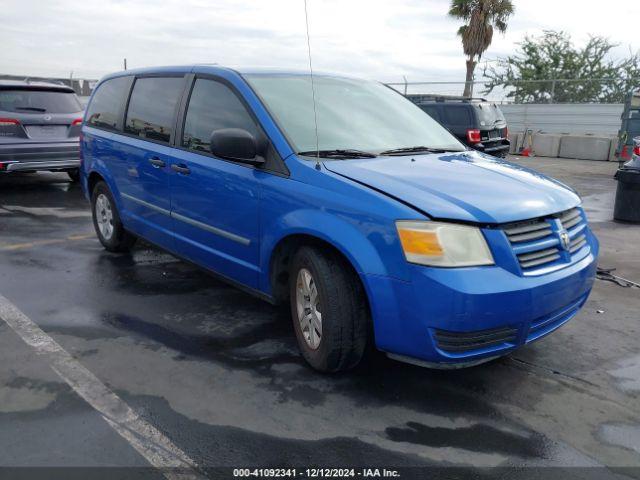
[
  {"left": 420, "top": 106, "right": 441, "bottom": 122},
  {"left": 86, "top": 77, "right": 131, "bottom": 131},
  {"left": 124, "top": 77, "right": 184, "bottom": 143},
  {"left": 443, "top": 106, "right": 472, "bottom": 125},
  {"left": 182, "top": 79, "right": 258, "bottom": 154}
]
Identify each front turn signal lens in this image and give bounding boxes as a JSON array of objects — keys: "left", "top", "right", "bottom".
[
  {"left": 397, "top": 228, "right": 444, "bottom": 257},
  {"left": 396, "top": 221, "right": 494, "bottom": 267}
]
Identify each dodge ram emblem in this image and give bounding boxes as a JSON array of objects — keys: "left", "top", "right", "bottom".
[{"left": 559, "top": 231, "right": 571, "bottom": 251}]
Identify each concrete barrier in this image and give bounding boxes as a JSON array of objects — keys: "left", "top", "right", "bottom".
[
  {"left": 508, "top": 129, "right": 618, "bottom": 161},
  {"left": 559, "top": 135, "right": 612, "bottom": 161},
  {"left": 508, "top": 132, "right": 522, "bottom": 154},
  {"left": 532, "top": 133, "right": 562, "bottom": 158},
  {"left": 609, "top": 137, "right": 619, "bottom": 161}
]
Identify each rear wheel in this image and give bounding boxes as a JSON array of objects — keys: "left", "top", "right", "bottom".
[
  {"left": 289, "top": 246, "right": 368, "bottom": 372},
  {"left": 91, "top": 181, "right": 136, "bottom": 252},
  {"left": 67, "top": 169, "right": 80, "bottom": 182}
]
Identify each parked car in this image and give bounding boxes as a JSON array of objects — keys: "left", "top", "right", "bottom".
[
  {"left": 0, "top": 80, "right": 83, "bottom": 181},
  {"left": 413, "top": 95, "right": 510, "bottom": 158},
  {"left": 80, "top": 66, "right": 598, "bottom": 372}
]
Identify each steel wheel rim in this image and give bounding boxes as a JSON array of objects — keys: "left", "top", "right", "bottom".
[
  {"left": 295, "top": 268, "right": 322, "bottom": 350},
  {"left": 95, "top": 193, "right": 114, "bottom": 241}
]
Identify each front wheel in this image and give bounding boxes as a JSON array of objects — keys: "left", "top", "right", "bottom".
[
  {"left": 289, "top": 246, "right": 369, "bottom": 372},
  {"left": 91, "top": 181, "right": 137, "bottom": 252}
]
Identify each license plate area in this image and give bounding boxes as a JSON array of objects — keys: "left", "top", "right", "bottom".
[{"left": 26, "top": 125, "right": 67, "bottom": 139}]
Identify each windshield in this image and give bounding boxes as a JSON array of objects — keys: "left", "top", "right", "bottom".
[
  {"left": 244, "top": 74, "right": 465, "bottom": 155},
  {"left": 0, "top": 89, "right": 82, "bottom": 114},
  {"left": 474, "top": 102, "right": 506, "bottom": 127}
]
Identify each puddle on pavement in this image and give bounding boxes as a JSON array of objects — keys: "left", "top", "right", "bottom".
[
  {"left": 609, "top": 355, "right": 640, "bottom": 394},
  {"left": 600, "top": 423, "right": 640, "bottom": 455},
  {"left": 385, "top": 421, "right": 545, "bottom": 458}
]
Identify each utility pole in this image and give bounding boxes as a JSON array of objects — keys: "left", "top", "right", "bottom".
[{"left": 123, "top": 58, "right": 127, "bottom": 70}]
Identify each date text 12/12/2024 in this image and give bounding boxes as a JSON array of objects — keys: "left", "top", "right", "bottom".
[{"left": 233, "top": 468, "right": 401, "bottom": 478}]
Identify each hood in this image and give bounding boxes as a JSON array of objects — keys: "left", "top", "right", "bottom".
[{"left": 323, "top": 151, "right": 580, "bottom": 224}]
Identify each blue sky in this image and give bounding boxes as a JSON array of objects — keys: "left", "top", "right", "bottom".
[{"left": 3, "top": 0, "right": 639, "bottom": 83}]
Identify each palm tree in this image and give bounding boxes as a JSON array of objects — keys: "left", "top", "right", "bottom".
[{"left": 448, "top": 0, "right": 514, "bottom": 97}]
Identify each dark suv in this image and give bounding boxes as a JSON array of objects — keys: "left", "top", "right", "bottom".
[
  {"left": 412, "top": 95, "right": 510, "bottom": 158},
  {"left": 0, "top": 80, "right": 83, "bottom": 180}
]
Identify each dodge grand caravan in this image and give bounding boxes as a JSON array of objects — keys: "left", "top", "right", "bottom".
[{"left": 80, "top": 66, "right": 598, "bottom": 372}]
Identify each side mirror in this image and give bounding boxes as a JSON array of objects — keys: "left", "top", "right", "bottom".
[{"left": 210, "top": 128, "right": 265, "bottom": 165}]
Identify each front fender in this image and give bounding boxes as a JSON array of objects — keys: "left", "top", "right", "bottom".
[{"left": 259, "top": 209, "right": 390, "bottom": 294}]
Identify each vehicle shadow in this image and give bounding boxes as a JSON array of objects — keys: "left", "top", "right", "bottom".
[
  {"left": 86, "top": 243, "right": 542, "bottom": 458},
  {"left": 0, "top": 172, "right": 84, "bottom": 210}
]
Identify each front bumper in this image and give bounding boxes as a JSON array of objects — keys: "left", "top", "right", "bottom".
[
  {"left": 0, "top": 142, "right": 80, "bottom": 172},
  {"left": 365, "top": 233, "right": 599, "bottom": 367}
]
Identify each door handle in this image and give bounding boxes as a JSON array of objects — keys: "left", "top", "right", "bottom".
[
  {"left": 171, "top": 163, "right": 191, "bottom": 175},
  {"left": 148, "top": 157, "right": 166, "bottom": 168}
]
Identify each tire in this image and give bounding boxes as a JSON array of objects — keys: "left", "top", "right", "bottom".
[
  {"left": 91, "top": 181, "right": 136, "bottom": 252},
  {"left": 67, "top": 169, "right": 80, "bottom": 182},
  {"left": 289, "top": 246, "right": 369, "bottom": 372}
]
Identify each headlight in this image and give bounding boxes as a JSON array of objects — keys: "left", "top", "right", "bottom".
[{"left": 396, "top": 221, "right": 494, "bottom": 267}]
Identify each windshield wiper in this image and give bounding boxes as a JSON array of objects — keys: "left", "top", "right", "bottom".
[
  {"left": 379, "top": 146, "right": 462, "bottom": 156},
  {"left": 297, "top": 149, "right": 377, "bottom": 159},
  {"left": 14, "top": 106, "right": 47, "bottom": 112}
]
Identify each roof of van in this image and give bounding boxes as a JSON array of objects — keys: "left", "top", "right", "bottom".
[{"left": 100, "top": 65, "right": 358, "bottom": 82}]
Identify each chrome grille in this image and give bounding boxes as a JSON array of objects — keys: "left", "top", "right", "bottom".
[
  {"left": 518, "top": 247, "right": 561, "bottom": 269},
  {"left": 559, "top": 209, "right": 582, "bottom": 229},
  {"left": 503, "top": 220, "right": 553, "bottom": 243},
  {"left": 569, "top": 234, "right": 587, "bottom": 253},
  {"left": 501, "top": 207, "right": 589, "bottom": 273}
]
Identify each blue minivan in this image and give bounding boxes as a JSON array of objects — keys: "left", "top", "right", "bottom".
[{"left": 80, "top": 65, "right": 598, "bottom": 372}]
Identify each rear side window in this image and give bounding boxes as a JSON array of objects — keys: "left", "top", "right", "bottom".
[
  {"left": 443, "top": 106, "right": 472, "bottom": 125},
  {"left": 182, "top": 79, "right": 259, "bottom": 154},
  {"left": 0, "top": 89, "right": 81, "bottom": 114},
  {"left": 86, "top": 77, "right": 131, "bottom": 131},
  {"left": 124, "top": 77, "right": 184, "bottom": 143},
  {"left": 420, "top": 105, "right": 441, "bottom": 122}
]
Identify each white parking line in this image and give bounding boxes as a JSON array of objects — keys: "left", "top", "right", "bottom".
[{"left": 0, "top": 293, "right": 206, "bottom": 480}]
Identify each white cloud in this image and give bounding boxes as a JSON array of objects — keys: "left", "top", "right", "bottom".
[{"left": 2, "top": 0, "right": 639, "bottom": 84}]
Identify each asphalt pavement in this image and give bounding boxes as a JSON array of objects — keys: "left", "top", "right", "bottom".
[{"left": 0, "top": 156, "right": 638, "bottom": 479}]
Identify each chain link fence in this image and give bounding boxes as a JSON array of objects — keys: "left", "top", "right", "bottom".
[
  {"left": 4, "top": 72, "right": 638, "bottom": 105},
  {"left": 386, "top": 78, "right": 640, "bottom": 104}
]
